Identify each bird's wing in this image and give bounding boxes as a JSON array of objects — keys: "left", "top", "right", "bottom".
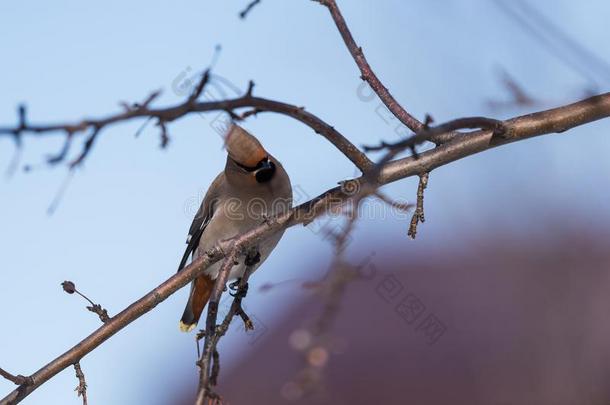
[{"left": 177, "top": 174, "right": 223, "bottom": 272}]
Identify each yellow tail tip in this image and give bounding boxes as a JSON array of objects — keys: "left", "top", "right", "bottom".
[{"left": 179, "top": 321, "right": 196, "bottom": 333}]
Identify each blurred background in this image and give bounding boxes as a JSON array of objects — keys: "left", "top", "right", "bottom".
[{"left": 1, "top": 1, "right": 609, "bottom": 404}]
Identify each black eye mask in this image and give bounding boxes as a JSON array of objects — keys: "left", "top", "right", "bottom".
[
  {"left": 235, "top": 157, "right": 276, "bottom": 183},
  {"left": 254, "top": 159, "right": 276, "bottom": 183}
]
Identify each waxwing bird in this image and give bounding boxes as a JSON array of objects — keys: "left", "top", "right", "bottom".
[{"left": 177, "top": 124, "right": 292, "bottom": 332}]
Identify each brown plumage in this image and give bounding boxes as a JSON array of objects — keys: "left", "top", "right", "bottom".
[
  {"left": 178, "top": 124, "right": 292, "bottom": 332},
  {"left": 188, "top": 274, "right": 214, "bottom": 329}
]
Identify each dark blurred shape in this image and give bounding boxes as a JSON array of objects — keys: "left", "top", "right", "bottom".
[
  {"left": 174, "top": 225, "right": 610, "bottom": 405},
  {"left": 486, "top": 68, "right": 538, "bottom": 111},
  {"left": 61, "top": 280, "right": 76, "bottom": 294}
]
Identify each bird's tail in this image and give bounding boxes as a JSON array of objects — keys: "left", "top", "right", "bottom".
[{"left": 179, "top": 274, "right": 214, "bottom": 332}]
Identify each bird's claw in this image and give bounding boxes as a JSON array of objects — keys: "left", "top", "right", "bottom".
[
  {"left": 228, "top": 278, "right": 240, "bottom": 292},
  {"left": 245, "top": 250, "right": 261, "bottom": 266},
  {"left": 229, "top": 281, "right": 249, "bottom": 298}
]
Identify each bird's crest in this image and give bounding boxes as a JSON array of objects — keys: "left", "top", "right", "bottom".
[{"left": 224, "top": 124, "right": 267, "bottom": 167}]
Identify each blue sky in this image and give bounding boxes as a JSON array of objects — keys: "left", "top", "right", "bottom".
[{"left": 1, "top": 1, "right": 609, "bottom": 404}]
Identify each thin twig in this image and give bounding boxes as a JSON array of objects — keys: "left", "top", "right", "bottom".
[
  {"left": 315, "top": 0, "right": 423, "bottom": 132},
  {"left": 486, "top": 68, "right": 538, "bottom": 110},
  {"left": 188, "top": 70, "right": 211, "bottom": 105},
  {"left": 364, "top": 116, "right": 506, "bottom": 155},
  {"left": 408, "top": 173, "right": 429, "bottom": 239},
  {"left": 47, "top": 170, "right": 76, "bottom": 216},
  {"left": 69, "top": 126, "right": 101, "bottom": 169},
  {"left": 62, "top": 281, "right": 110, "bottom": 323},
  {"left": 373, "top": 190, "right": 414, "bottom": 213},
  {"left": 73, "top": 363, "right": 88, "bottom": 405},
  {"left": 239, "top": 0, "right": 262, "bottom": 19},
  {"left": 156, "top": 119, "right": 170, "bottom": 149}
]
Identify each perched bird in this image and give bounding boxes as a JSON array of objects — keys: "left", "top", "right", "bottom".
[{"left": 177, "top": 124, "right": 292, "bottom": 332}]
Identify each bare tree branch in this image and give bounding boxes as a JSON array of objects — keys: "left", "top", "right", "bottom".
[
  {"left": 194, "top": 249, "right": 239, "bottom": 404},
  {"left": 0, "top": 90, "right": 374, "bottom": 173},
  {"left": 0, "top": 369, "right": 32, "bottom": 387},
  {"left": 377, "top": 92, "right": 610, "bottom": 186},
  {"left": 195, "top": 258, "right": 256, "bottom": 404},
  {"left": 364, "top": 116, "right": 506, "bottom": 154},
  {"left": 315, "top": 0, "right": 423, "bottom": 132}
]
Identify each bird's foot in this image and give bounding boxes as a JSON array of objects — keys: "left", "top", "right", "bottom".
[
  {"left": 229, "top": 280, "right": 249, "bottom": 299},
  {"left": 228, "top": 280, "right": 254, "bottom": 330},
  {"left": 228, "top": 278, "right": 241, "bottom": 292},
  {"left": 245, "top": 250, "right": 261, "bottom": 266},
  {"left": 235, "top": 302, "right": 255, "bottom": 331}
]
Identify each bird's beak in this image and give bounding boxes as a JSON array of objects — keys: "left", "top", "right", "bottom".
[{"left": 253, "top": 159, "right": 275, "bottom": 183}]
